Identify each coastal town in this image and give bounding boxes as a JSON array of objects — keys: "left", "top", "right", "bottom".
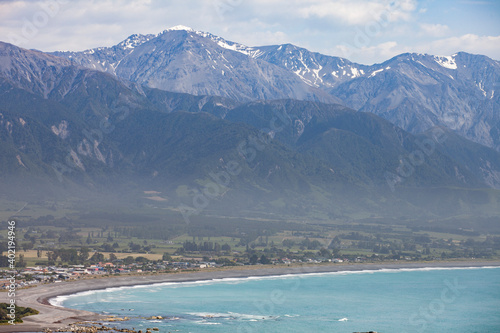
[
  {"left": 1, "top": 256, "right": 354, "bottom": 291},
  {"left": 0, "top": 220, "right": 498, "bottom": 332},
  {"left": 1, "top": 220, "right": 498, "bottom": 292}
]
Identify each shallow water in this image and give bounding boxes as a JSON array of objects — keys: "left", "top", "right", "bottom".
[{"left": 53, "top": 267, "right": 500, "bottom": 332}]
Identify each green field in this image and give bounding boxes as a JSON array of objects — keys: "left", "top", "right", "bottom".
[{"left": 1, "top": 197, "right": 499, "bottom": 268}]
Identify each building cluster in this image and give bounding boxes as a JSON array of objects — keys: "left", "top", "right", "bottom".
[
  {"left": 0, "top": 260, "right": 222, "bottom": 290},
  {"left": 0, "top": 255, "right": 375, "bottom": 290}
]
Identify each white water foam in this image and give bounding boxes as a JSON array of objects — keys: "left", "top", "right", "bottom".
[
  {"left": 49, "top": 266, "right": 499, "bottom": 307},
  {"left": 187, "top": 311, "right": 279, "bottom": 322}
]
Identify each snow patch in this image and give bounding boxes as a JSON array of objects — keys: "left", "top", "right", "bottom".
[
  {"left": 294, "top": 69, "right": 306, "bottom": 81},
  {"left": 216, "top": 38, "right": 250, "bottom": 55},
  {"left": 434, "top": 55, "right": 457, "bottom": 69},
  {"left": 192, "top": 30, "right": 260, "bottom": 57},
  {"left": 369, "top": 68, "right": 384, "bottom": 78},
  {"left": 312, "top": 65, "right": 324, "bottom": 85},
  {"left": 477, "top": 82, "right": 487, "bottom": 97},
  {"left": 350, "top": 67, "right": 362, "bottom": 78},
  {"left": 167, "top": 25, "right": 194, "bottom": 32},
  {"left": 292, "top": 68, "right": 316, "bottom": 87},
  {"left": 416, "top": 60, "right": 427, "bottom": 68}
]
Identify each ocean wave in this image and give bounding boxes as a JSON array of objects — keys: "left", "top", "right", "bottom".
[
  {"left": 49, "top": 295, "right": 69, "bottom": 307},
  {"left": 194, "top": 321, "right": 222, "bottom": 325},
  {"left": 49, "top": 265, "right": 499, "bottom": 307},
  {"left": 188, "top": 311, "right": 279, "bottom": 321}
]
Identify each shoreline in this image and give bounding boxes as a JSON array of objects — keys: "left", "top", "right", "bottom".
[{"left": 1, "top": 260, "right": 500, "bottom": 332}]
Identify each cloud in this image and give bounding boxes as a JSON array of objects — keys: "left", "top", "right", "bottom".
[
  {"left": 419, "top": 23, "right": 450, "bottom": 37},
  {"left": 0, "top": 0, "right": 227, "bottom": 51},
  {"left": 459, "top": 1, "right": 495, "bottom": 5},
  {"left": 0, "top": 0, "right": 499, "bottom": 65},
  {"left": 335, "top": 34, "right": 500, "bottom": 64},
  {"left": 332, "top": 41, "right": 411, "bottom": 64},
  {"left": 222, "top": 22, "right": 290, "bottom": 47},
  {"left": 297, "top": 0, "right": 418, "bottom": 25},
  {"left": 422, "top": 34, "right": 500, "bottom": 59}
]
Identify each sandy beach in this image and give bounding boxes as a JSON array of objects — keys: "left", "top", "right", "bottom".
[{"left": 1, "top": 260, "right": 500, "bottom": 332}]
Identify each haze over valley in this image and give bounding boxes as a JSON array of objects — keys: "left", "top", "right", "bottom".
[{"left": 1, "top": 1, "right": 500, "bottom": 330}]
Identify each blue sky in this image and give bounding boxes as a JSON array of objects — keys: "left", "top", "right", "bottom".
[{"left": 0, "top": 0, "right": 499, "bottom": 64}]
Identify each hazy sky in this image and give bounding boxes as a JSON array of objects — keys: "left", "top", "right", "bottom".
[{"left": 1, "top": 0, "right": 499, "bottom": 64}]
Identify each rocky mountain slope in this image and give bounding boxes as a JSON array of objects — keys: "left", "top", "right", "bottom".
[
  {"left": 2, "top": 41, "right": 500, "bottom": 218},
  {"left": 330, "top": 52, "right": 500, "bottom": 151},
  {"left": 53, "top": 27, "right": 336, "bottom": 104},
  {"left": 52, "top": 27, "right": 500, "bottom": 151}
]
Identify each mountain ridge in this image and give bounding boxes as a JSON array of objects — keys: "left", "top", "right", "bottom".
[
  {"left": 1, "top": 38, "right": 500, "bottom": 219},
  {"left": 50, "top": 26, "right": 499, "bottom": 151},
  {"left": 52, "top": 28, "right": 337, "bottom": 104}
]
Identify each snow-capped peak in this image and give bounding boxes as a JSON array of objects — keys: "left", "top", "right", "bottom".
[
  {"left": 166, "top": 25, "right": 194, "bottom": 32},
  {"left": 118, "top": 33, "right": 155, "bottom": 50},
  {"left": 160, "top": 26, "right": 264, "bottom": 58},
  {"left": 185, "top": 29, "right": 261, "bottom": 57}
]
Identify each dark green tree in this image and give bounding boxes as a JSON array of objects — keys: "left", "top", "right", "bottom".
[
  {"left": 249, "top": 254, "right": 259, "bottom": 265},
  {"left": 259, "top": 255, "right": 271, "bottom": 265}
]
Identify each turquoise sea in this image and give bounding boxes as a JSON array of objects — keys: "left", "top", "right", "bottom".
[{"left": 52, "top": 267, "right": 500, "bottom": 333}]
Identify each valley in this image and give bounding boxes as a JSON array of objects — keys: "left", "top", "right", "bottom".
[{"left": 1, "top": 28, "right": 500, "bottom": 271}]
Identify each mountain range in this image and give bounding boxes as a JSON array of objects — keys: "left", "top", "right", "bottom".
[
  {"left": 1, "top": 26, "right": 500, "bottom": 220},
  {"left": 53, "top": 26, "right": 500, "bottom": 152}
]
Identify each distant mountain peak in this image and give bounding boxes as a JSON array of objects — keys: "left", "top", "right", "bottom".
[
  {"left": 49, "top": 26, "right": 336, "bottom": 103},
  {"left": 165, "top": 25, "right": 195, "bottom": 32},
  {"left": 116, "top": 33, "right": 156, "bottom": 51},
  {"left": 46, "top": 29, "right": 500, "bottom": 150}
]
